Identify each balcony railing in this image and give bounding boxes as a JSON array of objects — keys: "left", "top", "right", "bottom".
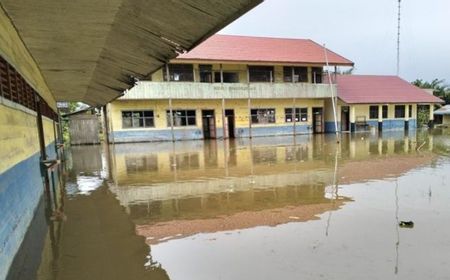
[{"left": 121, "top": 82, "right": 335, "bottom": 100}]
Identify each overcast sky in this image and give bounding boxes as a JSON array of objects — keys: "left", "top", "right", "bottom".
[{"left": 219, "top": 0, "right": 450, "bottom": 84}]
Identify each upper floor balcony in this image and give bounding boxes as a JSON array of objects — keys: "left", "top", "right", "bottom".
[{"left": 121, "top": 81, "right": 335, "bottom": 100}]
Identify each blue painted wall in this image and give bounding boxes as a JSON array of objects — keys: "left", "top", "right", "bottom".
[
  {"left": 234, "top": 124, "right": 311, "bottom": 138},
  {"left": 325, "top": 122, "right": 342, "bottom": 133},
  {"left": 382, "top": 119, "right": 407, "bottom": 131},
  {"left": 326, "top": 119, "right": 418, "bottom": 133},
  {"left": 0, "top": 143, "right": 57, "bottom": 280},
  {"left": 112, "top": 125, "right": 313, "bottom": 142},
  {"left": 112, "top": 128, "right": 203, "bottom": 142}
]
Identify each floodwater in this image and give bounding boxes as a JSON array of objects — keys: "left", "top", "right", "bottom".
[{"left": 17, "top": 130, "right": 450, "bottom": 280}]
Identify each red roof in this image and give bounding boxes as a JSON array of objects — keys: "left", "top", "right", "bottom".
[
  {"left": 176, "top": 34, "right": 353, "bottom": 66},
  {"left": 337, "top": 75, "right": 444, "bottom": 104}
]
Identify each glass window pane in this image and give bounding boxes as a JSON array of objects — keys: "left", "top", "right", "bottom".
[
  {"left": 122, "top": 117, "right": 132, "bottom": 128},
  {"left": 122, "top": 111, "right": 132, "bottom": 118},
  {"left": 132, "top": 111, "right": 143, "bottom": 118},
  {"left": 187, "top": 110, "right": 196, "bottom": 116},
  {"left": 144, "top": 118, "right": 154, "bottom": 127},
  {"left": 143, "top": 111, "right": 153, "bottom": 117},
  {"left": 132, "top": 118, "right": 143, "bottom": 127},
  {"left": 187, "top": 117, "right": 196, "bottom": 126},
  {"left": 181, "top": 117, "right": 187, "bottom": 126}
]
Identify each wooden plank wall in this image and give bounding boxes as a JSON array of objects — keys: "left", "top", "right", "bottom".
[{"left": 69, "top": 114, "right": 100, "bottom": 145}]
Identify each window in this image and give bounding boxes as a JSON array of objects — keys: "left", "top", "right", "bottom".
[
  {"left": 395, "top": 105, "right": 405, "bottom": 118},
  {"left": 167, "top": 110, "right": 196, "bottom": 126},
  {"left": 125, "top": 155, "right": 158, "bottom": 174},
  {"left": 248, "top": 66, "right": 274, "bottom": 82},
  {"left": 409, "top": 105, "right": 413, "bottom": 118},
  {"left": 369, "top": 106, "right": 379, "bottom": 119},
  {"left": 214, "top": 72, "right": 239, "bottom": 83},
  {"left": 285, "top": 108, "right": 308, "bottom": 122},
  {"left": 164, "top": 64, "right": 194, "bottom": 81},
  {"left": 312, "top": 67, "right": 323, "bottom": 84},
  {"left": 283, "top": 67, "right": 308, "bottom": 82},
  {"left": 251, "top": 108, "right": 276, "bottom": 124},
  {"left": 199, "top": 64, "right": 212, "bottom": 83},
  {"left": 382, "top": 105, "right": 388, "bottom": 119},
  {"left": 122, "top": 110, "right": 154, "bottom": 128},
  {"left": 170, "top": 153, "right": 200, "bottom": 171}
]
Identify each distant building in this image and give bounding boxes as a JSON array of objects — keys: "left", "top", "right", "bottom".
[
  {"left": 327, "top": 75, "right": 443, "bottom": 132},
  {"left": 64, "top": 108, "right": 100, "bottom": 145},
  {"left": 434, "top": 105, "right": 450, "bottom": 125},
  {"left": 106, "top": 35, "right": 443, "bottom": 143}
]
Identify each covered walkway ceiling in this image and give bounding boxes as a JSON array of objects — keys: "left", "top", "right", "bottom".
[{"left": 1, "top": 0, "right": 261, "bottom": 106}]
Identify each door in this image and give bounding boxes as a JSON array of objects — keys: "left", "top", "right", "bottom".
[
  {"left": 225, "top": 109, "right": 235, "bottom": 138},
  {"left": 202, "top": 110, "right": 216, "bottom": 139},
  {"left": 341, "top": 106, "right": 350, "bottom": 131},
  {"left": 312, "top": 108, "right": 324, "bottom": 134}
]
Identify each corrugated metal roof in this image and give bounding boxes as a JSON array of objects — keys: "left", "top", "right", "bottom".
[
  {"left": 176, "top": 34, "right": 354, "bottom": 66},
  {"left": 337, "top": 75, "right": 444, "bottom": 104},
  {"left": 1, "top": 1, "right": 262, "bottom": 106},
  {"left": 434, "top": 105, "right": 450, "bottom": 115}
]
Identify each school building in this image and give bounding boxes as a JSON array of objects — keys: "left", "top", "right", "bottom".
[
  {"left": 106, "top": 34, "right": 443, "bottom": 143},
  {"left": 325, "top": 75, "right": 443, "bottom": 132}
]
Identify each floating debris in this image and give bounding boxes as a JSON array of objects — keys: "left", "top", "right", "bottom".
[{"left": 399, "top": 221, "right": 414, "bottom": 228}]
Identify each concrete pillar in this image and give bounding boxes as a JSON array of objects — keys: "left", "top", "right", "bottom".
[
  {"left": 350, "top": 106, "right": 356, "bottom": 132},
  {"left": 247, "top": 66, "right": 252, "bottom": 138},
  {"left": 307, "top": 67, "right": 312, "bottom": 83},
  {"left": 168, "top": 98, "right": 174, "bottom": 142},
  {"left": 378, "top": 105, "right": 383, "bottom": 131},
  {"left": 429, "top": 104, "right": 434, "bottom": 121}
]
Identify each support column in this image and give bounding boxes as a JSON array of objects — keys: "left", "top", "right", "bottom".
[
  {"left": 378, "top": 105, "right": 383, "bottom": 132},
  {"left": 292, "top": 97, "right": 296, "bottom": 135},
  {"left": 36, "top": 96, "right": 47, "bottom": 160},
  {"left": 35, "top": 95, "right": 50, "bottom": 198},
  {"left": 220, "top": 64, "right": 226, "bottom": 139},
  {"left": 103, "top": 105, "right": 110, "bottom": 144},
  {"left": 429, "top": 104, "right": 434, "bottom": 121},
  {"left": 222, "top": 98, "right": 226, "bottom": 139},
  {"left": 350, "top": 106, "right": 356, "bottom": 132},
  {"left": 169, "top": 98, "right": 175, "bottom": 142},
  {"left": 291, "top": 67, "right": 296, "bottom": 136},
  {"left": 247, "top": 66, "right": 252, "bottom": 138}
]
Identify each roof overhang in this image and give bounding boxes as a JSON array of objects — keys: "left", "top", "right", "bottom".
[
  {"left": 172, "top": 58, "right": 354, "bottom": 67},
  {"left": 1, "top": 0, "right": 262, "bottom": 106}
]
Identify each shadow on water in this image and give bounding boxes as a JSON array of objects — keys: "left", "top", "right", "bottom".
[{"left": 8, "top": 129, "right": 450, "bottom": 280}]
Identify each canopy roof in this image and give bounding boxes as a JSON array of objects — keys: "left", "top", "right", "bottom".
[
  {"left": 434, "top": 105, "right": 450, "bottom": 115},
  {"left": 176, "top": 34, "right": 354, "bottom": 66},
  {"left": 1, "top": 0, "right": 261, "bottom": 106},
  {"left": 337, "top": 75, "right": 444, "bottom": 104}
]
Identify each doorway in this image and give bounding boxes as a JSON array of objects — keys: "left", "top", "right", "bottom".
[
  {"left": 202, "top": 110, "right": 216, "bottom": 139},
  {"left": 313, "top": 108, "right": 324, "bottom": 134},
  {"left": 341, "top": 106, "right": 350, "bottom": 132},
  {"left": 225, "top": 109, "right": 235, "bottom": 138}
]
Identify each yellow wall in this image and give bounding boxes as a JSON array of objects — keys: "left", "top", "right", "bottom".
[
  {"left": 109, "top": 99, "right": 324, "bottom": 132},
  {"left": 0, "top": 103, "right": 56, "bottom": 174},
  {"left": 325, "top": 101, "right": 419, "bottom": 123},
  {"left": 443, "top": 115, "right": 450, "bottom": 125},
  {"left": 0, "top": 6, "right": 56, "bottom": 110}
]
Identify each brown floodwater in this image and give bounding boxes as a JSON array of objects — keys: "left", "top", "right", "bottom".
[{"left": 29, "top": 130, "right": 450, "bottom": 280}]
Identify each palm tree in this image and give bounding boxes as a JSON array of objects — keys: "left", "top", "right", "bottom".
[{"left": 412, "top": 78, "right": 450, "bottom": 104}]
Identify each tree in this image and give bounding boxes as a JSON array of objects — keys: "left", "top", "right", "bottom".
[{"left": 412, "top": 78, "right": 450, "bottom": 104}]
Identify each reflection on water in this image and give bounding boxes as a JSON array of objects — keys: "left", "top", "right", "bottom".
[{"left": 32, "top": 129, "right": 450, "bottom": 280}]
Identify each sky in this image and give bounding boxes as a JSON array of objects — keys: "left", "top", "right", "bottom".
[{"left": 219, "top": 0, "right": 450, "bottom": 84}]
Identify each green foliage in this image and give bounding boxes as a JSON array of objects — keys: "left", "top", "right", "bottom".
[
  {"left": 412, "top": 78, "right": 450, "bottom": 104},
  {"left": 417, "top": 105, "right": 430, "bottom": 127},
  {"left": 62, "top": 102, "right": 80, "bottom": 144}
]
